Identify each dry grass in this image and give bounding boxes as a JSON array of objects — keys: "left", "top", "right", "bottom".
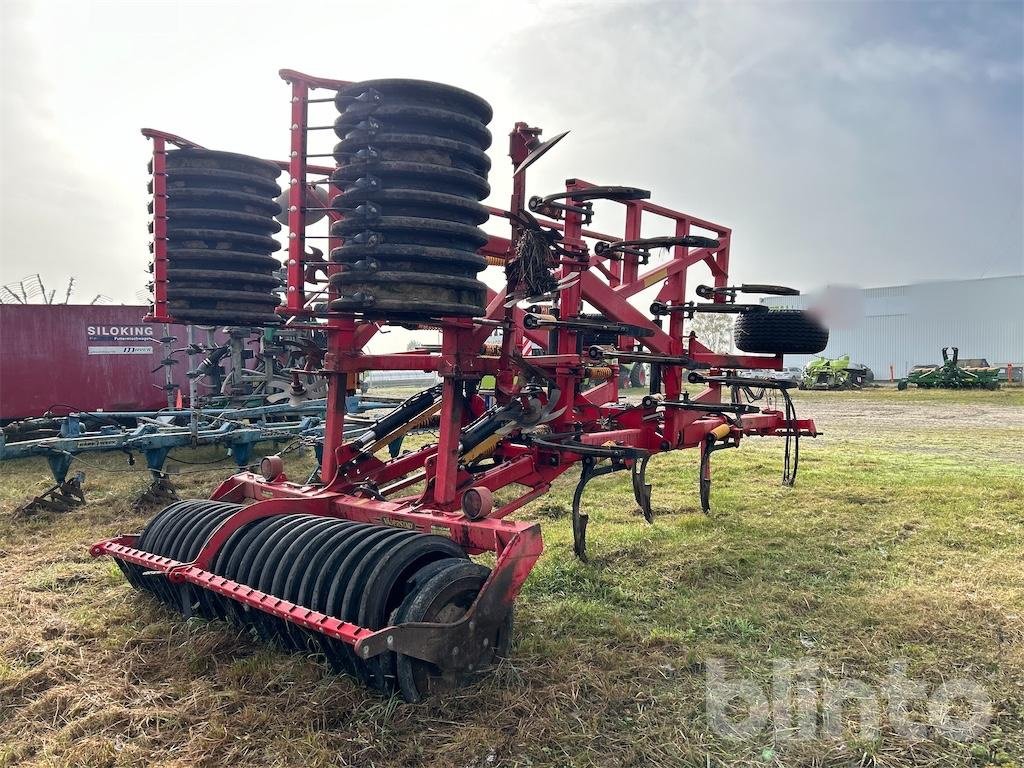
[{"left": 1, "top": 390, "right": 1022, "bottom": 767}]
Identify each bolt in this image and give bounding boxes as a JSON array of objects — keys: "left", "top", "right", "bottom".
[
  {"left": 290, "top": 150, "right": 298, "bottom": 157},
  {"left": 362, "top": 646, "right": 370, "bottom": 657},
  {"left": 288, "top": 259, "right": 297, "bottom": 265},
  {"left": 290, "top": 205, "right": 298, "bottom": 212},
  {"left": 482, "top": 637, "right": 489, "bottom": 647},
  {"left": 452, "top": 646, "right": 460, "bottom": 656},
  {"left": 386, "top": 635, "right": 394, "bottom": 648},
  {"left": 290, "top": 178, "right": 298, "bottom": 185},
  {"left": 289, "top": 232, "right": 297, "bottom": 239},
  {"left": 291, "top": 123, "right": 299, "bottom": 130},
  {"left": 468, "top": 620, "right": 475, "bottom": 631},
  {"left": 288, "top": 286, "right": 296, "bottom": 292}
]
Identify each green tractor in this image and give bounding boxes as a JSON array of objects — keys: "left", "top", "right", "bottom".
[
  {"left": 800, "top": 355, "right": 873, "bottom": 390},
  {"left": 897, "top": 347, "right": 1000, "bottom": 390}
]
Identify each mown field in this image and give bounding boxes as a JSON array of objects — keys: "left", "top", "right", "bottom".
[{"left": 1, "top": 388, "right": 1022, "bottom": 768}]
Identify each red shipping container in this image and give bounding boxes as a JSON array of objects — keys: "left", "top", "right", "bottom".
[{"left": 0, "top": 304, "right": 196, "bottom": 419}]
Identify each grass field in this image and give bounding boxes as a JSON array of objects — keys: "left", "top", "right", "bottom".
[{"left": 1, "top": 388, "right": 1022, "bottom": 767}]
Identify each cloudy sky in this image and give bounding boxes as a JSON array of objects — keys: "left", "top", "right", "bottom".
[{"left": 2, "top": 0, "right": 1021, "bottom": 311}]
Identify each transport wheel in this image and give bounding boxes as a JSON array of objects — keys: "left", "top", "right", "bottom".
[
  {"left": 734, "top": 309, "right": 828, "bottom": 355},
  {"left": 391, "top": 561, "right": 513, "bottom": 703}
]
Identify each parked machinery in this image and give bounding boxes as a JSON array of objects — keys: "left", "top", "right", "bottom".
[
  {"left": 898, "top": 347, "right": 1001, "bottom": 390},
  {"left": 0, "top": 326, "right": 396, "bottom": 514},
  {"left": 800, "top": 355, "right": 873, "bottom": 390},
  {"left": 91, "top": 71, "right": 828, "bottom": 702}
]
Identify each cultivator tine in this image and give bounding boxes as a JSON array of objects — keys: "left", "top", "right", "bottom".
[
  {"left": 16, "top": 473, "right": 87, "bottom": 516},
  {"left": 631, "top": 455, "right": 653, "bottom": 523},
  {"left": 570, "top": 458, "right": 618, "bottom": 561},
  {"left": 132, "top": 475, "right": 179, "bottom": 510},
  {"left": 699, "top": 438, "right": 713, "bottom": 514},
  {"left": 571, "top": 461, "right": 595, "bottom": 561}
]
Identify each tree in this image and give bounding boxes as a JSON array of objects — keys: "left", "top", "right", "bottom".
[{"left": 689, "top": 313, "right": 734, "bottom": 353}]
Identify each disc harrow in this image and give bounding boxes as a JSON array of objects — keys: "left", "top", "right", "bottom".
[{"left": 95, "top": 69, "right": 825, "bottom": 703}]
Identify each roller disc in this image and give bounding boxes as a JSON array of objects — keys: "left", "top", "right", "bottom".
[
  {"left": 250, "top": 516, "right": 339, "bottom": 643},
  {"left": 333, "top": 104, "right": 491, "bottom": 149},
  {"left": 166, "top": 268, "right": 282, "bottom": 288},
  {"left": 212, "top": 516, "right": 283, "bottom": 624},
  {"left": 332, "top": 189, "right": 489, "bottom": 226},
  {"left": 161, "top": 249, "right": 282, "bottom": 271},
  {"left": 168, "top": 188, "right": 282, "bottom": 217},
  {"left": 353, "top": 537, "right": 468, "bottom": 691},
  {"left": 334, "top": 78, "right": 493, "bottom": 124},
  {"left": 291, "top": 522, "right": 371, "bottom": 653},
  {"left": 327, "top": 244, "right": 487, "bottom": 274},
  {"left": 166, "top": 148, "right": 281, "bottom": 179},
  {"left": 332, "top": 133, "right": 491, "bottom": 176},
  {"left": 276, "top": 519, "right": 360, "bottom": 650},
  {"left": 237, "top": 515, "right": 322, "bottom": 640},
  {"left": 330, "top": 162, "right": 490, "bottom": 201},
  {"left": 230, "top": 516, "right": 309, "bottom": 631},
  {"left": 391, "top": 561, "right": 513, "bottom": 703},
  {"left": 166, "top": 168, "right": 281, "bottom": 198},
  {"left": 167, "top": 227, "right": 281, "bottom": 254},
  {"left": 336, "top": 531, "right": 461, "bottom": 688},
  {"left": 321, "top": 527, "right": 417, "bottom": 675}
]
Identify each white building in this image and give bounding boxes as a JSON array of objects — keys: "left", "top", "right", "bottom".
[{"left": 762, "top": 275, "right": 1023, "bottom": 379}]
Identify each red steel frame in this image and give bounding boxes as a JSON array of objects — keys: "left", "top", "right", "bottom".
[{"left": 98, "top": 70, "right": 817, "bottom": 672}]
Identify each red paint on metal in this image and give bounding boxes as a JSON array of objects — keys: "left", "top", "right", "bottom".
[
  {"left": 92, "top": 71, "right": 821, "bottom": 671},
  {"left": 0, "top": 305, "right": 194, "bottom": 418}
]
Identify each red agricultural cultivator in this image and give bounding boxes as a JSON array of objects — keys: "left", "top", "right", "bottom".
[{"left": 92, "top": 71, "right": 827, "bottom": 701}]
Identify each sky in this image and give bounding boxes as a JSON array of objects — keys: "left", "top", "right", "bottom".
[{"left": 1, "top": 0, "right": 1021, "bottom": 319}]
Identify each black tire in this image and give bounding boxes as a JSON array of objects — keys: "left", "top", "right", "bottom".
[
  {"left": 734, "top": 310, "right": 828, "bottom": 355},
  {"left": 391, "top": 560, "right": 513, "bottom": 703}
]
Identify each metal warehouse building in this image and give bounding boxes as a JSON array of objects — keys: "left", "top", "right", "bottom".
[{"left": 762, "top": 275, "right": 1023, "bottom": 379}]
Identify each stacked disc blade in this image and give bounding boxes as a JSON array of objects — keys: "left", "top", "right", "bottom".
[
  {"left": 329, "top": 79, "right": 492, "bottom": 319},
  {"left": 162, "top": 148, "right": 283, "bottom": 326}
]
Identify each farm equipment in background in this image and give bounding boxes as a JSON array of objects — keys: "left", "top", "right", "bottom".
[
  {"left": 800, "top": 355, "right": 873, "bottom": 390},
  {"left": 898, "top": 347, "right": 1001, "bottom": 390},
  {"left": 91, "top": 71, "right": 828, "bottom": 702},
  {"left": 1, "top": 395, "right": 405, "bottom": 515},
  {"left": 2, "top": 316, "right": 402, "bottom": 514}
]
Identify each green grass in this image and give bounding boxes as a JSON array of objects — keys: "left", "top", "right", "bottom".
[{"left": 0, "top": 391, "right": 1022, "bottom": 767}]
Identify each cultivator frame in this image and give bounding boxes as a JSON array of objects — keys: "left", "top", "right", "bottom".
[{"left": 93, "top": 70, "right": 819, "bottom": 699}]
